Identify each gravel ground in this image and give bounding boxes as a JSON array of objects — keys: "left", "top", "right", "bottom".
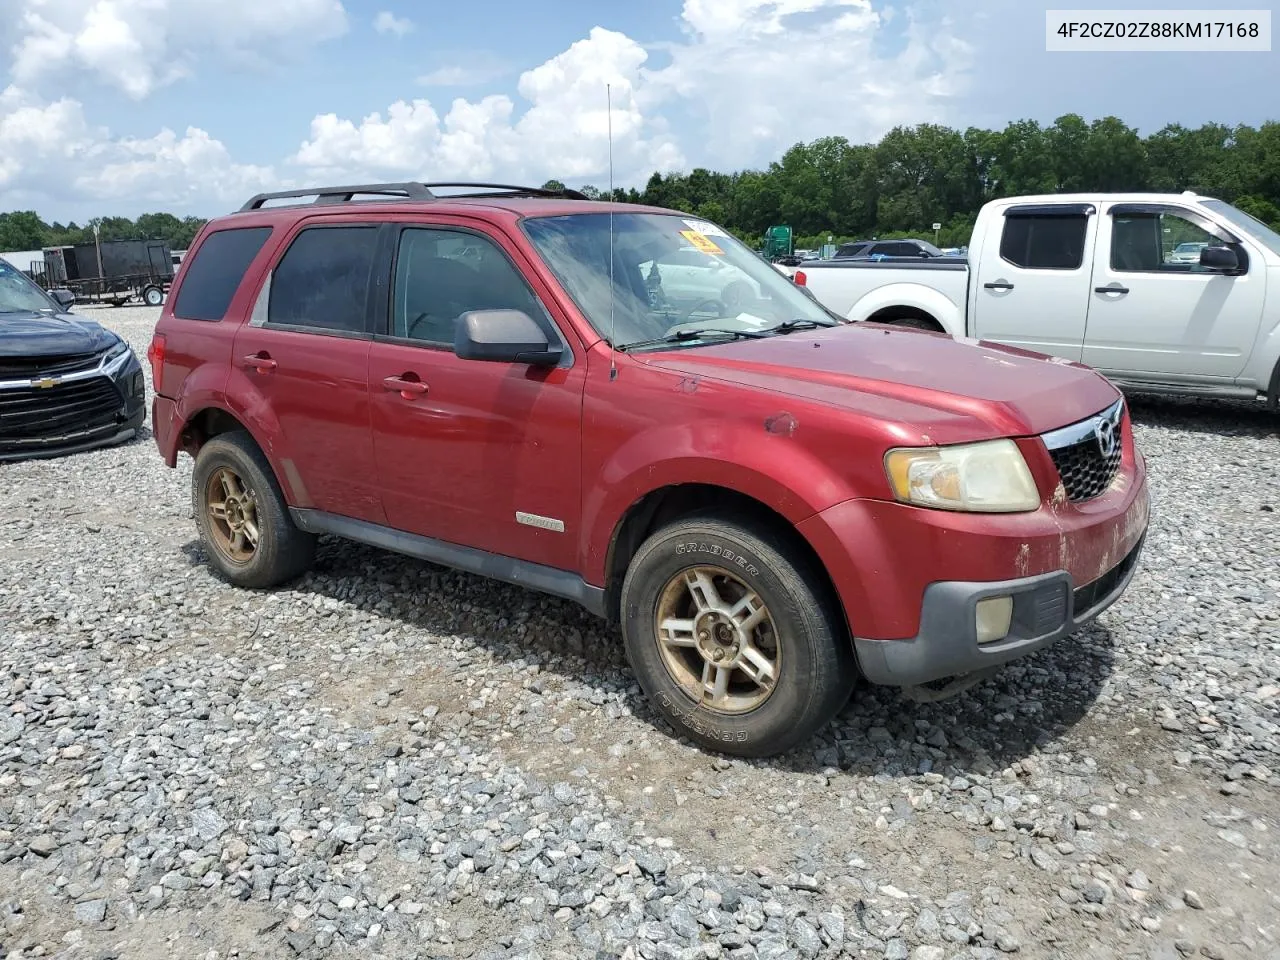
[{"left": 1, "top": 304, "right": 1277, "bottom": 960}]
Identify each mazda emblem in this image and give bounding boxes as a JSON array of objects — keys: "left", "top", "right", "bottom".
[{"left": 1095, "top": 418, "right": 1118, "bottom": 458}]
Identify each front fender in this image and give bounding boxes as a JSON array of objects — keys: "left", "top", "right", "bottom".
[
  {"left": 848, "top": 281, "right": 964, "bottom": 334},
  {"left": 579, "top": 419, "right": 857, "bottom": 585}
]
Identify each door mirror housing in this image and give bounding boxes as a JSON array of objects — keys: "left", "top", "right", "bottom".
[
  {"left": 454, "top": 309, "right": 563, "bottom": 366},
  {"left": 50, "top": 288, "right": 76, "bottom": 310},
  {"left": 1200, "top": 245, "right": 1240, "bottom": 272}
]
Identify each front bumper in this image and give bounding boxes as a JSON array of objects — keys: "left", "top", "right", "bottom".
[
  {"left": 853, "top": 533, "right": 1146, "bottom": 687},
  {"left": 0, "top": 348, "right": 146, "bottom": 462}
]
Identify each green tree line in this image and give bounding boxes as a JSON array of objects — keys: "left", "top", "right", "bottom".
[
  {"left": 5, "top": 114, "right": 1279, "bottom": 256},
  {"left": 574, "top": 114, "right": 1280, "bottom": 248},
  {"left": 0, "top": 212, "right": 208, "bottom": 256}
]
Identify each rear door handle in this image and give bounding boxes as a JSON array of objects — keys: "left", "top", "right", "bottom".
[
  {"left": 242, "top": 354, "right": 277, "bottom": 373},
  {"left": 983, "top": 281, "right": 1014, "bottom": 291},
  {"left": 383, "top": 375, "right": 428, "bottom": 400},
  {"left": 1095, "top": 285, "right": 1130, "bottom": 295}
]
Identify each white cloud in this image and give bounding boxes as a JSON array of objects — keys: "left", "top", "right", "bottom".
[
  {"left": 0, "top": 0, "right": 974, "bottom": 216},
  {"left": 294, "top": 1, "right": 970, "bottom": 190},
  {"left": 9, "top": 0, "right": 348, "bottom": 100},
  {"left": 373, "top": 11, "right": 413, "bottom": 37},
  {"left": 646, "top": 0, "right": 972, "bottom": 168},
  {"left": 294, "top": 27, "right": 686, "bottom": 186},
  {"left": 0, "top": 87, "right": 276, "bottom": 211}
]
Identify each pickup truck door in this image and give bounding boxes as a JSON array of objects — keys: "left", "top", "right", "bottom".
[
  {"left": 1081, "top": 203, "right": 1265, "bottom": 380},
  {"left": 970, "top": 203, "right": 1098, "bottom": 362},
  {"left": 366, "top": 221, "right": 584, "bottom": 572}
]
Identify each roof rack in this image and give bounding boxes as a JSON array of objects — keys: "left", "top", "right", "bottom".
[{"left": 238, "top": 181, "right": 589, "bottom": 212}]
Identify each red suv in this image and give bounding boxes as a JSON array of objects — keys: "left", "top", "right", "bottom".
[{"left": 149, "top": 182, "right": 1149, "bottom": 757}]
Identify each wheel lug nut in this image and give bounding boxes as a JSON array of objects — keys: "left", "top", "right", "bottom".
[{"left": 712, "top": 649, "right": 724, "bottom": 661}]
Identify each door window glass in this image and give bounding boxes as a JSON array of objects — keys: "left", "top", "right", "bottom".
[
  {"left": 268, "top": 226, "right": 378, "bottom": 333},
  {"left": 1000, "top": 215, "right": 1088, "bottom": 270},
  {"left": 392, "top": 228, "right": 545, "bottom": 345},
  {"left": 1111, "top": 212, "right": 1217, "bottom": 273}
]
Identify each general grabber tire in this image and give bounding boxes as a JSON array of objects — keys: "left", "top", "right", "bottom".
[
  {"left": 191, "top": 431, "right": 316, "bottom": 589},
  {"left": 620, "top": 513, "right": 856, "bottom": 758}
]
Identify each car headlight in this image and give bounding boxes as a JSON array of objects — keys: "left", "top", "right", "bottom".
[
  {"left": 102, "top": 339, "right": 131, "bottom": 363},
  {"left": 884, "top": 439, "right": 1041, "bottom": 513}
]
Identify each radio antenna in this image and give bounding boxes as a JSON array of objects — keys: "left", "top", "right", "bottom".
[{"left": 607, "top": 82, "right": 617, "bottom": 381}]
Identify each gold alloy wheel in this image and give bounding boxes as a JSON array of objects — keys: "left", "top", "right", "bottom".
[
  {"left": 205, "top": 466, "right": 261, "bottom": 564},
  {"left": 655, "top": 565, "right": 781, "bottom": 714}
]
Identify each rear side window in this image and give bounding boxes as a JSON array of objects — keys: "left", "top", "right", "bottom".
[
  {"left": 268, "top": 226, "right": 378, "bottom": 334},
  {"left": 173, "top": 227, "right": 272, "bottom": 321},
  {"left": 1000, "top": 215, "right": 1088, "bottom": 270}
]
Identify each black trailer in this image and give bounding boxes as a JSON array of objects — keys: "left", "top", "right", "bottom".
[{"left": 33, "top": 239, "right": 175, "bottom": 307}]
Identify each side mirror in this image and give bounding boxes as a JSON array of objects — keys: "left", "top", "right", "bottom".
[
  {"left": 51, "top": 288, "right": 76, "bottom": 310},
  {"left": 454, "top": 309, "right": 563, "bottom": 366},
  {"left": 1200, "top": 246, "right": 1240, "bottom": 272}
]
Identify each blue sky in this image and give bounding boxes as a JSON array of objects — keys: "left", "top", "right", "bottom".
[{"left": 0, "top": 0, "right": 1276, "bottom": 223}]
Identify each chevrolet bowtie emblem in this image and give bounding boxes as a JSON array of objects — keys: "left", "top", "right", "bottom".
[{"left": 34, "top": 377, "right": 57, "bottom": 389}]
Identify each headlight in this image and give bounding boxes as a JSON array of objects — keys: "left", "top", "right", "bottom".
[
  {"left": 102, "top": 339, "right": 130, "bottom": 363},
  {"left": 884, "top": 439, "right": 1040, "bottom": 513}
]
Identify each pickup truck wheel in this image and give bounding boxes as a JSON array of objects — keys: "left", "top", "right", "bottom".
[
  {"left": 192, "top": 431, "right": 316, "bottom": 589},
  {"left": 885, "top": 316, "right": 943, "bottom": 332},
  {"left": 621, "top": 515, "right": 854, "bottom": 758}
]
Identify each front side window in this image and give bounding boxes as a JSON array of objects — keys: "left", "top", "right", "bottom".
[
  {"left": 1000, "top": 214, "right": 1088, "bottom": 270},
  {"left": 391, "top": 228, "right": 546, "bottom": 345},
  {"left": 268, "top": 226, "right": 378, "bottom": 333},
  {"left": 523, "top": 213, "right": 837, "bottom": 351},
  {"left": 1111, "top": 211, "right": 1223, "bottom": 273}
]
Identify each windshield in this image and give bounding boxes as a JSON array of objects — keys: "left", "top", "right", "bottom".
[
  {"left": 1201, "top": 200, "right": 1280, "bottom": 257},
  {"left": 522, "top": 212, "right": 838, "bottom": 350},
  {"left": 0, "top": 260, "right": 57, "bottom": 314}
]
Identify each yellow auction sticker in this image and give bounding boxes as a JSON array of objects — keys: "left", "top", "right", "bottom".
[{"left": 680, "top": 230, "right": 724, "bottom": 255}]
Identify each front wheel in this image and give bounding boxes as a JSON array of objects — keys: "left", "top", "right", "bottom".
[
  {"left": 620, "top": 515, "right": 855, "bottom": 758},
  {"left": 192, "top": 431, "right": 316, "bottom": 588}
]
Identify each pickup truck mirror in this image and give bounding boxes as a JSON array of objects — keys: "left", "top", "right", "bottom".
[
  {"left": 1199, "top": 245, "right": 1240, "bottom": 272},
  {"left": 50, "top": 288, "right": 76, "bottom": 310},
  {"left": 454, "top": 309, "right": 563, "bottom": 366}
]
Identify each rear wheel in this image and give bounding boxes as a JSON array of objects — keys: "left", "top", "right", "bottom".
[
  {"left": 142, "top": 285, "right": 164, "bottom": 307},
  {"left": 620, "top": 514, "right": 855, "bottom": 757},
  {"left": 192, "top": 431, "right": 315, "bottom": 588}
]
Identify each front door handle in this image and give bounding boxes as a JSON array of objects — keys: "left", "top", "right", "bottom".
[
  {"left": 242, "top": 354, "right": 277, "bottom": 374},
  {"left": 383, "top": 375, "right": 428, "bottom": 400},
  {"left": 983, "top": 281, "right": 1014, "bottom": 291},
  {"left": 1094, "top": 285, "right": 1130, "bottom": 295}
]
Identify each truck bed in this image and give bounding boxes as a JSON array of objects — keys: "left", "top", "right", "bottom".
[{"left": 795, "top": 257, "right": 971, "bottom": 329}]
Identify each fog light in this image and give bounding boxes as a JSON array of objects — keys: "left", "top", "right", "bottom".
[{"left": 976, "top": 596, "right": 1013, "bottom": 645}]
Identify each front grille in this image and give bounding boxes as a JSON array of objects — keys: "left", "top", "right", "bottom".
[
  {"left": 0, "top": 377, "right": 123, "bottom": 450},
  {"left": 1042, "top": 399, "right": 1124, "bottom": 503},
  {"left": 0, "top": 352, "right": 101, "bottom": 379},
  {"left": 1073, "top": 536, "right": 1143, "bottom": 616}
]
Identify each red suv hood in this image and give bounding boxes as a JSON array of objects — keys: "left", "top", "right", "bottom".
[{"left": 637, "top": 323, "right": 1120, "bottom": 441}]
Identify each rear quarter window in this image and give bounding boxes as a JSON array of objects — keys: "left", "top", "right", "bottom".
[{"left": 173, "top": 226, "right": 273, "bottom": 321}]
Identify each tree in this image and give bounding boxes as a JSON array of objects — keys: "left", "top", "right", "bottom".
[{"left": 0, "top": 212, "right": 46, "bottom": 250}]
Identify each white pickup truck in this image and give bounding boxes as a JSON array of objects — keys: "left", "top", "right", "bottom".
[{"left": 793, "top": 192, "right": 1280, "bottom": 405}]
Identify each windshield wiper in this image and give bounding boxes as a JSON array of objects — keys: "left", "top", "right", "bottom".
[
  {"left": 617, "top": 328, "right": 771, "bottom": 352},
  {"left": 762, "top": 319, "right": 834, "bottom": 334}
]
